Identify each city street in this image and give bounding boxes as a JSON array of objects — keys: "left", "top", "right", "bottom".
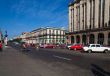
[{"left": 0, "top": 45, "right": 110, "bottom": 76}]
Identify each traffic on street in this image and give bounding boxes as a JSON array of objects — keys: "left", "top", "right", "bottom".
[{"left": 0, "top": 42, "right": 109, "bottom": 76}]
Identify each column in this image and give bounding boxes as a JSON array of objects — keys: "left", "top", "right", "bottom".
[
  {"left": 80, "top": 34, "right": 82, "bottom": 44},
  {"left": 80, "top": 1, "right": 83, "bottom": 31},
  {"left": 71, "top": 8, "right": 74, "bottom": 32},
  {"left": 87, "top": 0, "right": 90, "bottom": 29},
  {"left": 74, "top": 35, "right": 76, "bottom": 44},
  {"left": 100, "top": 0, "right": 103, "bottom": 27},
  {"left": 69, "top": 35, "right": 71, "bottom": 44},
  {"left": 78, "top": 6, "right": 80, "bottom": 31},
  {"left": 74, "top": 4, "right": 77, "bottom": 31},
  {"left": 84, "top": 3, "right": 86, "bottom": 30},
  {"left": 91, "top": 0, "right": 94, "bottom": 29},
  {"left": 94, "top": 33, "right": 98, "bottom": 44},
  {"left": 104, "top": 32, "right": 108, "bottom": 46},
  {"left": 95, "top": 0, "right": 99, "bottom": 28},
  {"left": 109, "top": 0, "right": 110, "bottom": 27},
  {"left": 104, "top": 0, "right": 109, "bottom": 27},
  {"left": 69, "top": 6, "right": 72, "bottom": 32}
]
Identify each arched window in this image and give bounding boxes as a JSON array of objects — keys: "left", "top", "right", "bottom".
[
  {"left": 89, "top": 34, "right": 95, "bottom": 44},
  {"left": 82, "top": 35, "right": 86, "bottom": 45},
  {"left": 76, "top": 35, "right": 80, "bottom": 44},
  {"left": 98, "top": 33, "right": 104, "bottom": 45},
  {"left": 71, "top": 36, "right": 74, "bottom": 43}
]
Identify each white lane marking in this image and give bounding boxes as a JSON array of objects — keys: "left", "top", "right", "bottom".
[{"left": 53, "top": 55, "right": 71, "bottom": 61}]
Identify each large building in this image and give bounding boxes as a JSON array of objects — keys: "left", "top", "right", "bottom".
[
  {"left": 67, "top": 0, "right": 110, "bottom": 46},
  {"left": 22, "top": 27, "right": 66, "bottom": 44}
]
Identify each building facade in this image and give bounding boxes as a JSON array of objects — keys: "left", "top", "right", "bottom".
[
  {"left": 24, "top": 27, "right": 66, "bottom": 44},
  {"left": 67, "top": 0, "right": 110, "bottom": 46}
]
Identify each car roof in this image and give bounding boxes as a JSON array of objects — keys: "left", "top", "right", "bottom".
[{"left": 90, "top": 44, "right": 100, "bottom": 45}]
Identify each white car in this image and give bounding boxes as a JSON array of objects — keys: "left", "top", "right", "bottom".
[{"left": 83, "top": 44, "right": 110, "bottom": 53}]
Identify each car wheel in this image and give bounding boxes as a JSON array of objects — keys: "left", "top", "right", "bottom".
[
  {"left": 104, "top": 49, "right": 108, "bottom": 53},
  {"left": 88, "top": 50, "right": 92, "bottom": 53},
  {"left": 68, "top": 47, "right": 71, "bottom": 50}
]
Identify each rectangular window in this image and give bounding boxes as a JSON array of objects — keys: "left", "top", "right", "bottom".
[
  {"left": 102, "top": 0, "right": 105, "bottom": 27},
  {"left": 71, "top": 9, "right": 72, "bottom": 32},
  {"left": 90, "top": 1, "right": 92, "bottom": 29},
  {"left": 82, "top": 4, "right": 84, "bottom": 30},
  {"left": 93, "top": 0, "right": 95, "bottom": 28},
  {"left": 96, "top": 45, "right": 100, "bottom": 47},
  {"left": 98, "top": 0, "right": 101, "bottom": 28},
  {"left": 85, "top": 3, "right": 87, "bottom": 29},
  {"left": 56, "top": 30, "right": 58, "bottom": 35},
  {"left": 49, "top": 29, "right": 51, "bottom": 35},
  {"left": 91, "top": 45, "right": 95, "bottom": 47},
  {"left": 79, "top": 6, "right": 80, "bottom": 30}
]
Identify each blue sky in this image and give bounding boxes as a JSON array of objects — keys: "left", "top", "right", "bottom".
[{"left": 0, "top": 0, "right": 70, "bottom": 38}]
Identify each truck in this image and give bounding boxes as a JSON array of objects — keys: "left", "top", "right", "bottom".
[{"left": 83, "top": 44, "right": 110, "bottom": 53}]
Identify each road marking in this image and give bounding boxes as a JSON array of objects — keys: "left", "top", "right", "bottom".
[{"left": 53, "top": 55, "right": 71, "bottom": 61}]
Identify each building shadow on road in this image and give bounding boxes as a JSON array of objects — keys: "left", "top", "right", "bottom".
[{"left": 91, "top": 64, "right": 110, "bottom": 76}]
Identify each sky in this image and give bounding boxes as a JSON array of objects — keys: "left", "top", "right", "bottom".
[{"left": 0, "top": 0, "right": 70, "bottom": 39}]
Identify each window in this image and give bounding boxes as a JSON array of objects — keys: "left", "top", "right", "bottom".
[
  {"left": 96, "top": 45, "right": 100, "bottom": 47},
  {"left": 49, "top": 29, "right": 51, "bottom": 35},
  {"left": 93, "top": 0, "right": 95, "bottom": 28},
  {"left": 91, "top": 45, "right": 95, "bottom": 47},
  {"left": 102, "top": 0, "right": 105, "bottom": 28},
  {"left": 98, "top": 0, "right": 101, "bottom": 28},
  {"left": 82, "top": 4, "right": 84, "bottom": 30}
]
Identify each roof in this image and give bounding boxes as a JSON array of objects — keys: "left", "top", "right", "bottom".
[
  {"left": 31, "top": 27, "right": 66, "bottom": 32},
  {"left": 69, "top": 0, "right": 81, "bottom": 6}
]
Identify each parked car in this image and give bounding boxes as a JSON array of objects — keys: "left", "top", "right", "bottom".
[
  {"left": 59, "top": 44, "right": 66, "bottom": 48},
  {"left": 39, "top": 44, "right": 56, "bottom": 48},
  {"left": 0, "top": 41, "right": 3, "bottom": 51},
  {"left": 39, "top": 44, "right": 45, "bottom": 48},
  {"left": 83, "top": 44, "right": 110, "bottom": 53},
  {"left": 45, "top": 44, "right": 56, "bottom": 48},
  {"left": 70, "top": 44, "right": 83, "bottom": 51},
  {"left": 66, "top": 44, "right": 76, "bottom": 49}
]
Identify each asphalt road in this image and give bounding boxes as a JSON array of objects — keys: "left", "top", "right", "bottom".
[{"left": 0, "top": 45, "right": 110, "bottom": 76}]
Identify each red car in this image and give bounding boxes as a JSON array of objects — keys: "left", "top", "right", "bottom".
[
  {"left": 0, "top": 41, "right": 3, "bottom": 51},
  {"left": 45, "top": 44, "right": 56, "bottom": 48},
  {"left": 70, "top": 44, "right": 83, "bottom": 50}
]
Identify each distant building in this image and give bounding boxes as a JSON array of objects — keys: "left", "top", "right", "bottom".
[
  {"left": 24, "top": 27, "right": 66, "bottom": 44},
  {"left": 67, "top": 0, "right": 110, "bottom": 46}
]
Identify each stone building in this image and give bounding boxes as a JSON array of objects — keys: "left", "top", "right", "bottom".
[
  {"left": 67, "top": 0, "right": 110, "bottom": 46},
  {"left": 25, "top": 27, "right": 66, "bottom": 44}
]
